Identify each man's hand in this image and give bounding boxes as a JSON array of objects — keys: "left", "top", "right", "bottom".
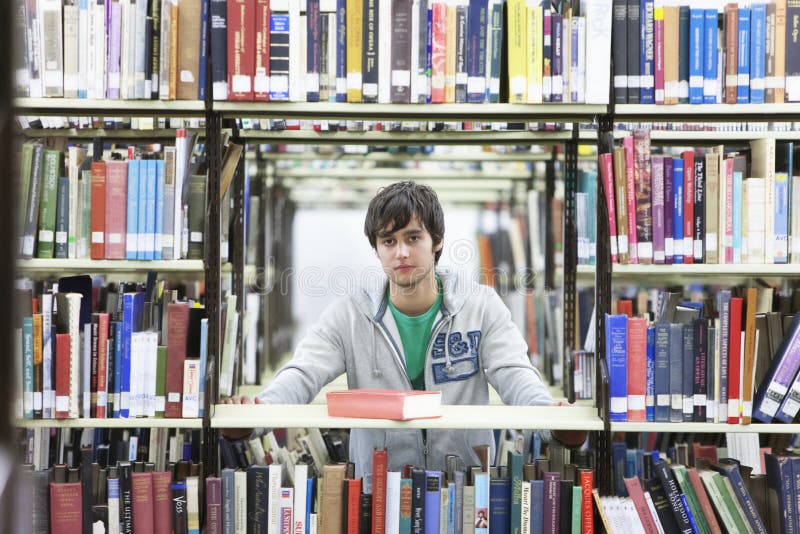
[
  {"left": 220, "top": 395, "right": 265, "bottom": 441},
  {"left": 550, "top": 400, "right": 590, "bottom": 449}
]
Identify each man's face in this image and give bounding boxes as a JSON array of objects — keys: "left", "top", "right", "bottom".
[{"left": 375, "top": 216, "right": 442, "bottom": 290}]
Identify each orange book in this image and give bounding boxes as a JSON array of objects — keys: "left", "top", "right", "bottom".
[
  {"left": 326, "top": 390, "right": 442, "bottom": 420},
  {"left": 579, "top": 469, "right": 594, "bottom": 534},
  {"left": 741, "top": 287, "right": 758, "bottom": 424},
  {"left": 727, "top": 297, "right": 743, "bottom": 424},
  {"left": 90, "top": 162, "right": 106, "bottom": 260},
  {"left": 371, "top": 449, "right": 387, "bottom": 534},
  {"left": 345, "top": 478, "right": 362, "bottom": 534},
  {"left": 55, "top": 333, "right": 71, "bottom": 419}
]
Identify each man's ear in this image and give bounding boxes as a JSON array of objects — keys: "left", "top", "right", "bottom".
[{"left": 434, "top": 241, "right": 443, "bottom": 252}]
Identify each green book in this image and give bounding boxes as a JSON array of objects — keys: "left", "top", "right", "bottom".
[
  {"left": 508, "top": 449, "right": 523, "bottom": 534},
  {"left": 18, "top": 142, "right": 34, "bottom": 245},
  {"left": 672, "top": 464, "right": 710, "bottom": 534},
  {"left": 36, "top": 148, "right": 62, "bottom": 259},
  {"left": 571, "top": 485, "right": 581, "bottom": 534},
  {"left": 155, "top": 345, "right": 167, "bottom": 417},
  {"left": 187, "top": 173, "right": 207, "bottom": 260}
]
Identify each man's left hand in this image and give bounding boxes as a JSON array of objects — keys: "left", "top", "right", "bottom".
[{"left": 550, "top": 401, "right": 590, "bottom": 448}]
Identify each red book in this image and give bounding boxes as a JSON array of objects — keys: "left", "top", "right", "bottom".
[
  {"left": 682, "top": 150, "right": 695, "bottom": 263},
  {"left": 50, "top": 482, "right": 83, "bottom": 532},
  {"left": 95, "top": 313, "right": 109, "bottom": 418},
  {"left": 346, "top": 478, "right": 362, "bottom": 534},
  {"left": 152, "top": 471, "right": 174, "bottom": 534},
  {"left": 227, "top": 0, "right": 255, "bottom": 100},
  {"left": 253, "top": 0, "right": 270, "bottom": 101},
  {"left": 55, "top": 333, "right": 71, "bottom": 419},
  {"left": 616, "top": 300, "right": 633, "bottom": 317},
  {"left": 599, "top": 152, "right": 619, "bottom": 264},
  {"left": 206, "top": 477, "right": 222, "bottom": 534},
  {"left": 165, "top": 302, "right": 190, "bottom": 418},
  {"left": 90, "top": 162, "right": 106, "bottom": 259},
  {"left": 104, "top": 160, "right": 128, "bottom": 259},
  {"left": 429, "top": 1, "right": 447, "bottom": 103},
  {"left": 579, "top": 469, "right": 593, "bottom": 534},
  {"left": 686, "top": 468, "right": 723, "bottom": 534},
  {"left": 371, "top": 449, "right": 387, "bottom": 534},
  {"left": 692, "top": 442, "right": 718, "bottom": 465},
  {"left": 131, "top": 472, "right": 154, "bottom": 533},
  {"left": 326, "top": 390, "right": 442, "bottom": 421},
  {"left": 623, "top": 136, "right": 639, "bottom": 264},
  {"left": 627, "top": 317, "right": 648, "bottom": 421},
  {"left": 727, "top": 297, "right": 743, "bottom": 424},
  {"left": 623, "top": 476, "right": 660, "bottom": 533},
  {"left": 723, "top": 157, "right": 734, "bottom": 263}
]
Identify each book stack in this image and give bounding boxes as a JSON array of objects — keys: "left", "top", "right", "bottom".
[
  {"left": 613, "top": 0, "right": 800, "bottom": 104},
  {"left": 215, "top": 0, "right": 612, "bottom": 104},
  {"left": 606, "top": 284, "right": 800, "bottom": 425},
  {"left": 599, "top": 130, "right": 799, "bottom": 265},
  {"left": 15, "top": 274, "right": 216, "bottom": 421}
]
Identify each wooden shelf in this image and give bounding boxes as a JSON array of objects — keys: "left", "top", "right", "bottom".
[
  {"left": 608, "top": 263, "right": 800, "bottom": 278},
  {"left": 15, "top": 418, "right": 203, "bottom": 429},
  {"left": 611, "top": 421, "right": 800, "bottom": 434},
  {"left": 232, "top": 129, "right": 575, "bottom": 145},
  {"left": 19, "top": 128, "right": 203, "bottom": 139},
  {"left": 614, "top": 103, "right": 800, "bottom": 122},
  {"left": 15, "top": 98, "right": 206, "bottom": 116},
  {"left": 211, "top": 403, "right": 603, "bottom": 430},
  {"left": 18, "top": 259, "right": 205, "bottom": 274},
  {"left": 216, "top": 102, "right": 607, "bottom": 121}
]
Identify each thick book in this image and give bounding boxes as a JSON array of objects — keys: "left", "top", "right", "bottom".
[
  {"left": 606, "top": 313, "right": 628, "bottom": 421},
  {"left": 326, "top": 389, "right": 441, "bottom": 420},
  {"left": 653, "top": 460, "right": 693, "bottom": 533},
  {"left": 50, "top": 481, "right": 83, "bottom": 532},
  {"left": 753, "top": 313, "right": 800, "bottom": 422},
  {"left": 712, "top": 460, "right": 767, "bottom": 533}
]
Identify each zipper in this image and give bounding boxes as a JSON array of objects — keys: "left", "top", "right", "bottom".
[{"left": 374, "top": 321, "right": 413, "bottom": 388}]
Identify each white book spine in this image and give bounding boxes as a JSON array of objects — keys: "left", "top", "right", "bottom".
[
  {"left": 385, "top": 471, "right": 401, "bottom": 534},
  {"left": 584, "top": 0, "right": 612, "bottom": 104},
  {"left": 293, "top": 464, "right": 308, "bottom": 534},
  {"left": 268, "top": 464, "right": 283, "bottom": 534},
  {"left": 134, "top": 0, "right": 148, "bottom": 98},
  {"left": 63, "top": 4, "right": 80, "bottom": 97},
  {"left": 107, "top": 477, "right": 120, "bottom": 534},
  {"left": 41, "top": 294, "right": 53, "bottom": 419},
  {"left": 289, "top": 2, "right": 302, "bottom": 102},
  {"left": 410, "top": 0, "right": 421, "bottom": 102},
  {"left": 159, "top": 0, "right": 173, "bottom": 99},
  {"left": 378, "top": 0, "right": 392, "bottom": 103},
  {"left": 38, "top": 0, "right": 64, "bottom": 96},
  {"left": 520, "top": 480, "right": 531, "bottom": 534},
  {"left": 93, "top": 0, "right": 107, "bottom": 99},
  {"left": 82, "top": 322, "right": 91, "bottom": 418}
]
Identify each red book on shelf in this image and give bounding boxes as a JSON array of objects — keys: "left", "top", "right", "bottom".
[
  {"left": 55, "top": 333, "right": 71, "bottom": 419},
  {"left": 131, "top": 472, "right": 154, "bottom": 533},
  {"left": 95, "top": 313, "right": 109, "bottom": 418},
  {"left": 682, "top": 150, "right": 695, "bottom": 263},
  {"left": 580, "top": 469, "right": 594, "bottom": 534},
  {"left": 152, "top": 471, "right": 174, "bottom": 534},
  {"left": 598, "top": 152, "right": 618, "bottom": 264},
  {"left": 686, "top": 467, "right": 723, "bottom": 534},
  {"left": 104, "top": 160, "right": 128, "bottom": 259},
  {"left": 372, "top": 448, "right": 387, "bottom": 534},
  {"left": 727, "top": 297, "right": 743, "bottom": 424},
  {"left": 50, "top": 482, "right": 83, "bottom": 532},
  {"left": 227, "top": 0, "right": 256, "bottom": 100},
  {"left": 623, "top": 476, "right": 660, "bottom": 534},
  {"left": 90, "top": 162, "right": 106, "bottom": 260},
  {"left": 627, "top": 317, "right": 648, "bottom": 422},
  {"left": 326, "top": 389, "right": 442, "bottom": 420},
  {"left": 616, "top": 300, "right": 633, "bottom": 318},
  {"left": 165, "top": 302, "right": 190, "bottom": 418},
  {"left": 346, "top": 478, "right": 362, "bottom": 534}
]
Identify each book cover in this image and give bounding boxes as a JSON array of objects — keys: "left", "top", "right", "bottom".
[
  {"left": 326, "top": 389, "right": 441, "bottom": 420},
  {"left": 606, "top": 313, "right": 628, "bottom": 422},
  {"left": 612, "top": 0, "right": 627, "bottom": 102},
  {"left": 633, "top": 129, "right": 653, "bottom": 263}
]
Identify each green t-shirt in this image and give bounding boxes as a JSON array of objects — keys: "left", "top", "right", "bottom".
[{"left": 387, "top": 283, "right": 443, "bottom": 390}]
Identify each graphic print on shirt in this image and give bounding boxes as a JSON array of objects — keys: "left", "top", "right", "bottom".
[{"left": 431, "top": 330, "right": 481, "bottom": 383}]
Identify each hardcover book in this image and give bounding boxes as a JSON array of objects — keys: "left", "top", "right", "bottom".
[{"left": 326, "top": 389, "right": 441, "bottom": 420}]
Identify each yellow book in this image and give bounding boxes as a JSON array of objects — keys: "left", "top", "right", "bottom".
[
  {"left": 346, "top": 0, "right": 363, "bottom": 102},
  {"left": 445, "top": 2, "right": 457, "bottom": 103},
  {"left": 507, "top": 0, "right": 527, "bottom": 102},
  {"left": 526, "top": 0, "right": 542, "bottom": 103}
]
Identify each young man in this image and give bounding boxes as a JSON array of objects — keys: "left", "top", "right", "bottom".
[{"left": 223, "top": 181, "right": 587, "bottom": 489}]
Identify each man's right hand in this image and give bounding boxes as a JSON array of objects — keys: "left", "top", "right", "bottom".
[{"left": 219, "top": 395, "right": 265, "bottom": 441}]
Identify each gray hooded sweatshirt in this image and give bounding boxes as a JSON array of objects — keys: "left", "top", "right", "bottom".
[{"left": 256, "top": 268, "right": 554, "bottom": 490}]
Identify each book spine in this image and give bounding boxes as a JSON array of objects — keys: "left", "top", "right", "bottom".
[
  {"left": 737, "top": 8, "right": 751, "bottom": 103},
  {"left": 669, "top": 323, "right": 683, "bottom": 422},
  {"left": 653, "top": 461, "right": 693, "bottom": 533},
  {"left": 703, "top": 8, "right": 718, "bottom": 103},
  {"left": 361, "top": 0, "right": 379, "bottom": 102},
  {"left": 652, "top": 156, "right": 665, "bottom": 263},
  {"left": 606, "top": 313, "right": 628, "bottom": 421},
  {"left": 391, "top": 0, "right": 413, "bottom": 103},
  {"left": 689, "top": 8, "right": 704, "bottom": 103},
  {"left": 306, "top": 0, "right": 321, "bottom": 102},
  {"left": 466, "top": 0, "right": 487, "bottom": 103},
  {"left": 254, "top": 0, "right": 270, "bottom": 101},
  {"left": 751, "top": 3, "right": 767, "bottom": 103},
  {"left": 627, "top": 317, "right": 648, "bottom": 422},
  {"left": 725, "top": 4, "right": 738, "bottom": 104},
  {"left": 612, "top": 0, "right": 627, "bottom": 102},
  {"left": 654, "top": 6, "right": 664, "bottom": 103},
  {"left": 727, "top": 297, "right": 743, "bottom": 424},
  {"left": 227, "top": 0, "right": 254, "bottom": 100},
  {"left": 682, "top": 151, "right": 695, "bottom": 263},
  {"left": 626, "top": 0, "right": 640, "bottom": 103},
  {"left": 634, "top": 130, "right": 653, "bottom": 263},
  {"left": 692, "top": 320, "right": 708, "bottom": 422},
  {"left": 693, "top": 158, "right": 705, "bottom": 262},
  {"left": 678, "top": 6, "right": 690, "bottom": 102},
  {"left": 269, "top": 14, "right": 289, "bottom": 101},
  {"left": 623, "top": 136, "right": 638, "bottom": 263},
  {"left": 672, "top": 157, "right": 685, "bottom": 264},
  {"left": 598, "top": 152, "right": 618, "bottom": 263},
  {"left": 646, "top": 325, "right": 655, "bottom": 421},
  {"left": 640, "top": 0, "right": 655, "bottom": 103}
]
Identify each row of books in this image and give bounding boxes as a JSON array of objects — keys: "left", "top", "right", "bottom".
[
  {"left": 21, "top": 457, "right": 204, "bottom": 533},
  {"left": 605, "top": 284, "right": 800, "bottom": 425},
  {"left": 18, "top": 132, "right": 205, "bottom": 262},
  {"left": 599, "top": 132, "right": 800, "bottom": 265},
  {"left": 612, "top": 0, "right": 800, "bottom": 104},
  {"left": 216, "top": 0, "right": 612, "bottom": 104},
  {"left": 16, "top": 0, "right": 208, "bottom": 100},
  {"left": 14, "top": 275, "right": 223, "bottom": 420}
]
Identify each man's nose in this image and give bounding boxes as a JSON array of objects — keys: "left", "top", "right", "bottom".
[{"left": 396, "top": 242, "right": 409, "bottom": 257}]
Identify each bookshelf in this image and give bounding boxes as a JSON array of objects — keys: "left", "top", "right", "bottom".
[
  {"left": 607, "top": 264, "right": 800, "bottom": 278},
  {"left": 211, "top": 403, "right": 604, "bottom": 431},
  {"left": 610, "top": 421, "right": 800, "bottom": 434},
  {"left": 613, "top": 103, "right": 800, "bottom": 121},
  {"left": 14, "top": 98, "right": 207, "bottom": 116},
  {"left": 17, "top": 259, "right": 206, "bottom": 275},
  {"left": 229, "top": 129, "right": 576, "bottom": 145},
  {"left": 14, "top": 418, "right": 204, "bottom": 429},
  {"left": 17, "top": 128, "right": 205, "bottom": 140}
]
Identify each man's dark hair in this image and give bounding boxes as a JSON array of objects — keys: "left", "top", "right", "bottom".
[{"left": 364, "top": 181, "right": 445, "bottom": 263}]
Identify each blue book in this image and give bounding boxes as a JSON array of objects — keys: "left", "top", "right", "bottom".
[
  {"left": 737, "top": 8, "right": 751, "bottom": 103},
  {"left": 306, "top": 477, "right": 315, "bottom": 531},
  {"left": 466, "top": 0, "right": 488, "bottom": 103},
  {"left": 732, "top": 166, "right": 743, "bottom": 263},
  {"left": 764, "top": 454, "right": 798, "bottom": 534},
  {"left": 489, "top": 477, "right": 510, "bottom": 534},
  {"left": 611, "top": 442, "right": 627, "bottom": 496},
  {"left": 775, "top": 173, "right": 790, "bottom": 263},
  {"left": 145, "top": 159, "right": 157, "bottom": 260},
  {"left": 425, "top": 6, "right": 433, "bottom": 104},
  {"left": 424, "top": 471, "right": 442, "bottom": 534},
  {"left": 22, "top": 317, "right": 33, "bottom": 419},
  {"left": 528, "top": 480, "right": 543, "bottom": 534},
  {"left": 474, "top": 472, "right": 489, "bottom": 534},
  {"left": 606, "top": 313, "right": 628, "bottom": 422},
  {"left": 640, "top": 0, "right": 655, "bottom": 103},
  {"left": 112, "top": 320, "right": 123, "bottom": 417},
  {"left": 198, "top": 317, "right": 208, "bottom": 418},
  {"left": 197, "top": 0, "right": 209, "bottom": 100},
  {"left": 448, "top": 483, "right": 455, "bottom": 534},
  {"left": 703, "top": 9, "right": 718, "bottom": 103},
  {"left": 269, "top": 16, "right": 291, "bottom": 101},
  {"left": 689, "top": 8, "right": 704, "bottom": 103},
  {"left": 625, "top": 449, "right": 638, "bottom": 479},
  {"left": 335, "top": 0, "right": 346, "bottom": 102},
  {"left": 669, "top": 324, "right": 684, "bottom": 422},
  {"left": 750, "top": 3, "right": 766, "bottom": 103},
  {"left": 136, "top": 158, "right": 148, "bottom": 260},
  {"left": 645, "top": 325, "right": 656, "bottom": 421},
  {"left": 126, "top": 160, "right": 139, "bottom": 260},
  {"left": 154, "top": 160, "right": 164, "bottom": 260},
  {"left": 655, "top": 323, "right": 670, "bottom": 423},
  {"left": 305, "top": 0, "right": 321, "bottom": 102},
  {"left": 672, "top": 158, "right": 684, "bottom": 264},
  {"left": 120, "top": 292, "right": 144, "bottom": 418}
]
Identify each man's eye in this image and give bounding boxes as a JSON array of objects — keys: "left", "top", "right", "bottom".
[
  {"left": 409, "top": 235, "right": 419, "bottom": 242},
  {"left": 383, "top": 239, "right": 394, "bottom": 246}
]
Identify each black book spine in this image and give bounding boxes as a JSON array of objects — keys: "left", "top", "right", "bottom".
[
  {"left": 306, "top": 0, "right": 321, "bottom": 102},
  {"left": 118, "top": 461, "right": 133, "bottom": 534},
  {"left": 653, "top": 460, "right": 693, "bottom": 533},
  {"left": 106, "top": 321, "right": 116, "bottom": 417},
  {"left": 678, "top": 5, "right": 690, "bottom": 103},
  {"left": 787, "top": 2, "right": 800, "bottom": 102},
  {"left": 454, "top": 4, "right": 467, "bottom": 102},
  {"left": 81, "top": 444, "right": 93, "bottom": 534},
  {"left": 626, "top": 0, "right": 640, "bottom": 103},
  {"left": 247, "top": 465, "right": 269, "bottom": 533},
  {"left": 390, "top": 0, "right": 412, "bottom": 103},
  {"left": 90, "top": 314, "right": 99, "bottom": 417},
  {"left": 559, "top": 479, "right": 573, "bottom": 532},
  {"left": 149, "top": 0, "right": 161, "bottom": 98},
  {"left": 411, "top": 469, "right": 425, "bottom": 534},
  {"left": 693, "top": 158, "right": 705, "bottom": 263},
  {"left": 210, "top": 0, "right": 227, "bottom": 100},
  {"left": 172, "top": 481, "right": 188, "bottom": 534},
  {"left": 362, "top": 0, "right": 379, "bottom": 102},
  {"left": 358, "top": 493, "right": 372, "bottom": 534},
  {"left": 682, "top": 323, "right": 694, "bottom": 422},
  {"left": 693, "top": 319, "right": 708, "bottom": 422},
  {"left": 198, "top": 0, "right": 209, "bottom": 100}
]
